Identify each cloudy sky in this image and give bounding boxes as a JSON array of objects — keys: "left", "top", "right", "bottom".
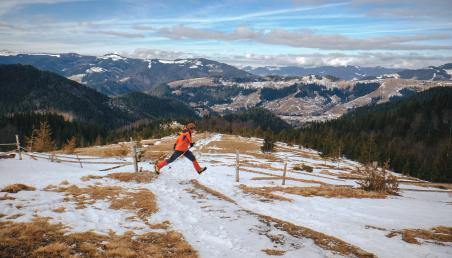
[{"left": 1, "top": 0, "right": 451, "bottom": 68}]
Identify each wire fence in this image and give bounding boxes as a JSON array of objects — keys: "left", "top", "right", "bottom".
[{"left": 1, "top": 134, "right": 138, "bottom": 170}]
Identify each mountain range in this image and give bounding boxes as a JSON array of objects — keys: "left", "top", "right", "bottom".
[
  {"left": 0, "top": 51, "right": 451, "bottom": 125},
  {"left": 244, "top": 64, "right": 452, "bottom": 81},
  {"left": 0, "top": 52, "right": 253, "bottom": 96},
  {"left": 0, "top": 64, "right": 196, "bottom": 128}
]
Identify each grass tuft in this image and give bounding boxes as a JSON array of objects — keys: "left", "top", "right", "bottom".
[{"left": 1, "top": 184, "right": 36, "bottom": 193}]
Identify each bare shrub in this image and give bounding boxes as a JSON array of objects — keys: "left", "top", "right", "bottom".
[
  {"left": 1, "top": 184, "right": 36, "bottom": 193},
  {"left": 62, "top": 136, "right": 77, "bottom": 154},
  {"left": 357, "top": 162, "right": 399, "bottom": 195},
  {"left": 28, "top": 121, "right": 55, "bottom": 152},
  {"left": 293, "top": 163, "right": 313, "bottom": 172}
]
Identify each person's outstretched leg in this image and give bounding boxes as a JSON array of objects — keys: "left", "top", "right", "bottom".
[
  {"left": 155, "top": 151, "right": 183, "bottom": 174},
  {"left": 184, "top": 151, "right": 206, "bottom": 174}
]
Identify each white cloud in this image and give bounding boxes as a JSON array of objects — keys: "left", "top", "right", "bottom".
[
  {"left": 226, "top": 52, "right": 452, "bottom": 69},
  {"left": 0, "top": 0, "right": 93, "bottom": 16},
  {"left": 159, "top": 25, "right": 452, "bottom": 51}
]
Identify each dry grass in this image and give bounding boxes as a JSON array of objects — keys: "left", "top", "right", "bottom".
[
  {"left": 387, "top": 226, "right": 452, "bottom": 245},
  {"left": 81, "top": 172, "right": 155, "bottom": 184},
  {"left": 1, "top": 184, "right": 36, "bottom": 193},
  {"left": 47, "top": 185, "right": 157, "bottom": 221},
  {"left": 75, "top": 143, "right": 130, "bottom": 157},
  {"left": 201, "top": 135, "right": 283, "bottom": 162},
  {"left": 240, "top": 185, "right": 293, "bottom": 202},
  {"left": 6, "top": 214, "right": 24, "bottom": 219},
  {"left": 80, "top": 175, "right": 104, "bottom": 182},
  {"left": 52, "top": 207, "right": 65, "bottom": 213},
  {"left": 257, "top": 214, "right": 375, "bottom": 258},
  {"left": 0, "top": 194, "right": 15, "bottom": 200},
  {"left": 402, "top": 182, "right": 452, "bottom": 190},
  {"left": 0, "top": 217, "right": 198, "bottom": 258},
  {"left": 149, "top": 221, "right": 171, "bottom": 230},
  {"left": 240, "top": 185, "right": 386, "bottom": 200},
  {"left": 60, "top": 180, "right": 70, "bottom": 185},
  {"left": 262, "top": 249, "right": 286, "bottom": 255},
  {"left": 242, "top": 168, "right": 329, "bottom": 185},
  {"left": 106, "top": 172, "right": 155, "bottom": 184},
  {"left": 190, "top": 179, "right": 237, "bottom": 204}
]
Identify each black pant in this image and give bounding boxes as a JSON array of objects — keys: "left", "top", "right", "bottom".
[{"left": 166, "top": 150, "right": 196, "bottom": 163}]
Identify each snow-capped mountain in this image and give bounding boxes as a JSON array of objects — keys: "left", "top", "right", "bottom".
[
  {"left": 244, "top": 65, "right": 403, "bottom": 80},
  {"left": 0, "top": 52, "right": 254, "bottom": 96},
  {"left": 166, "top": 75, "right": 451, "bottom": 125},
  {"left": 397, "top": 63, "right": 452, "bottom": 80}
]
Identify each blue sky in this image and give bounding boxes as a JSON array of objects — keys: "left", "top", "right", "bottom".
[{"left": 0, "top": 0, "right": 451, "bottom": 68}]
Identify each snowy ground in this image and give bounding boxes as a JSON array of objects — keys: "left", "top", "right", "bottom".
[{"left": 1, "top": 133, "right": 451, "bottom": 257}]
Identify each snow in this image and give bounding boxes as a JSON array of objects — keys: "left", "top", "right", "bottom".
[
  {"left": 29, "top": 53, "right": 61, "bottom": 58},
  {"left": 98, "top": 53, "right": 127, "bottom": 61},
  {"left": 1, "top": 134, "right": 451, "bottom": 258},
  {"left": 86, "top": 67, "right": 106, "bottom": 73},
  {"left": 0, "top": 50, "right": 17, "bottom": 56}
]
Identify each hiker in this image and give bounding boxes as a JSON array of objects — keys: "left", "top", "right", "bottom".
[{"left": 154, "top": 123, "right": 206, "bottom": 175}]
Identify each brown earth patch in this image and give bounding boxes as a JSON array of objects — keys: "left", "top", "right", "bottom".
[
  {"left": 387, "top": 226, "right": 452, "bottom": 245},
  {"left": 0, "top": 217, "right": 197, "bottom": 258},
  {"left": 1, "top": 184, "right": 36, "bottom": 193}
]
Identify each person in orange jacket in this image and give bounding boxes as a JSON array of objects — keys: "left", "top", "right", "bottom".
[{"left": 154, "top": 122, "right": 206, "bottom": 175}]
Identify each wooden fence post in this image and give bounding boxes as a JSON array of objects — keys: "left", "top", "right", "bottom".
[
  {"left": 282, "top": 159, "right": 288, "bottom": 185},
  {"left": 15, "top": 135, "right": 22, "bottom": 160},
  {"left": 236, "top": 150, "right": 240, "bottom": 183},
  {"left": 131, "top": 137, "right": 138, "bottom": 173},
  {"left": 76, "top": 154, "right": 83, "bottom": 168}
]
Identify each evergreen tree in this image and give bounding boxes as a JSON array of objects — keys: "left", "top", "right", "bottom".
[{"left": 261, "top": 137, "right": 275, "bottom": 153}]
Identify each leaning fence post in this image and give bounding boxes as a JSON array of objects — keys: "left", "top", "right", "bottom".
[
  {"left": 76, "top": 154, "right": 83, "bottom": 168},
  {"left": 282, "top": 159, "right": 288, "bottom": 185},
  {"left": 131, "top": 137, "right": 138, "bottom": 173},
  {"left": 236, "top": 150, "right": 240, "bottom": 182},
  {"left": 15, "top": 135, "right": 22, "bottom": 160}
]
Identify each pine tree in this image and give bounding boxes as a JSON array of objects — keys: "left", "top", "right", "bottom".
[{"left": 261, "top": 137, "right": 275, "bottom": 153}]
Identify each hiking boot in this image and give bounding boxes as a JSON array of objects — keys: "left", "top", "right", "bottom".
[
  {"left": 197, "top": 167, "right": 207, "bottom": 175},
  {"left": 154, "top": 164, "right": 161, "bottom": 175}
]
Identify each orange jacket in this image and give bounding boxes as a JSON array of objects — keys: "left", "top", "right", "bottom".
[{"left": 174, "top": 128, "right": 192, "bottom": 152}]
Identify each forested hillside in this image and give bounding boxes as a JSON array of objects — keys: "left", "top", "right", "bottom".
[{"left": 298, "top": 87, "right": 452, "bottom": 182}]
